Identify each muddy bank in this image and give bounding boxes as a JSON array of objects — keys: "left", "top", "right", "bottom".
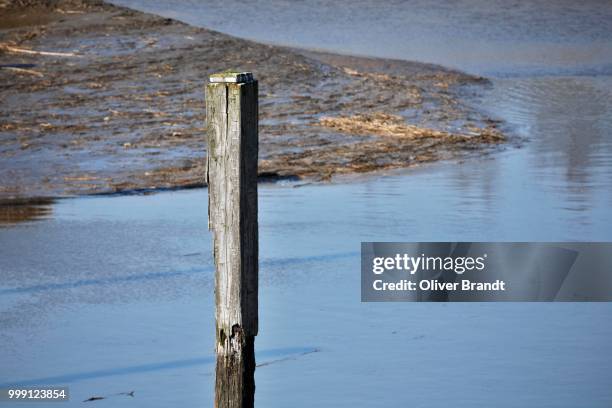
[{"left": 0, "top": 0, "right": 504, "bottom": 201}]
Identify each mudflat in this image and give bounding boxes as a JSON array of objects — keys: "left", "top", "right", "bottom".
[{"left": 0, "top": 0, "right": 504, "bottom": 201}]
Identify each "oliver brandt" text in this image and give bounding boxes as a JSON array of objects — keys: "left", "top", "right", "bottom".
[{"left": 373, "top": 279, "right": 506, "bottom": 291}]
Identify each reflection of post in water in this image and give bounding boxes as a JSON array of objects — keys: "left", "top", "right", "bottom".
[{"left": 206, "top": 72, "right": 258, "bottom": 408}]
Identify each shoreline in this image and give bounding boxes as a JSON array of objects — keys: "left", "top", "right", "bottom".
[
  {"left": 0, "top": 155, "right": 498, "bottom": 225},
  {"left": 0, "top": 0, "right": 505, "bottom": 203}
]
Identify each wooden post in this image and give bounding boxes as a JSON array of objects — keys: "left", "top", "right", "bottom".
[{"left": 206, "top": 71, "right": 258, "bottom": 408}]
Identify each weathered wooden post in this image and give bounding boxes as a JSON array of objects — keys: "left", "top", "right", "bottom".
[{"left": 206, "top": 71, "right": 258, "bottom": 408}]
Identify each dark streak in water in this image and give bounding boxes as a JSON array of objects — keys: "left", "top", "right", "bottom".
[
  {"left": 0, "top": 267, "right": 214, "bottom": 296},
  {"left": 256, "top": 347, "right": 321, "bottom": 368},
  {"left": 0, "top": 252, "right": 357, "bottom": 296},
  {"left": 0, "top": 347, "right": 320, "bottom": 388}
]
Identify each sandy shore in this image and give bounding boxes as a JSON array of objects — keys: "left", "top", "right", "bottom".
[{"left": 0, "top": 0, "right": 504, "bottom": 201}]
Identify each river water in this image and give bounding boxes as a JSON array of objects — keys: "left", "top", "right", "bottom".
[{"left": 1, "top": 1, "right": 612, "bottom": 407}]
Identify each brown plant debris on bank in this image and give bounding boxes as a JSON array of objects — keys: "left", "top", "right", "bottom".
[
  {"left": 319, "top": 113, "right": 504, "bottom": 141},
  {"left": 0, "top": 0, "right": 505, "bottom": 201}
]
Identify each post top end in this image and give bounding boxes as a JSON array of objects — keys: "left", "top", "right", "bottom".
[{"left": 209, "top": 71, "right": 254, "bottom": 84}]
